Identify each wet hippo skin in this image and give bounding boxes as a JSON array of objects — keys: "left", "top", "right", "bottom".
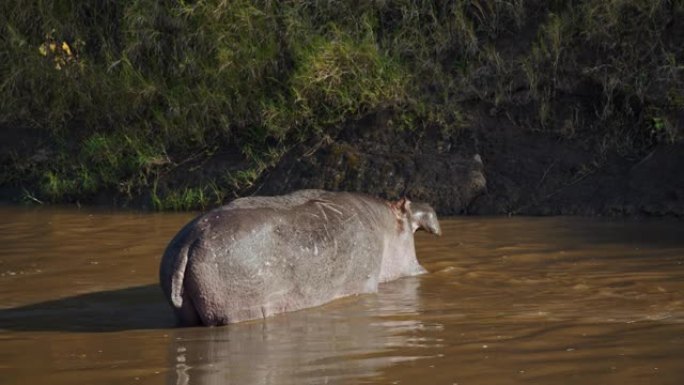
[{"left": 159, "top": 189, "right": 441, "bottom": 326}]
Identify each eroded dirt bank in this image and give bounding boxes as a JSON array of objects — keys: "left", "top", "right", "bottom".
[{"left": 257, "top": 111, "right": 684, "bottom": 217}]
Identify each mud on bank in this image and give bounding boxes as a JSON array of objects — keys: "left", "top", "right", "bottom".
[
  {"left": 256, "top": 109, "right": 684, "bottom": 217},
  {"left": 5, "top": 107, "right": 683, "bottom": 217}
]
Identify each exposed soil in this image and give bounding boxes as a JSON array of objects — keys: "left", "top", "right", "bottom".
[
  {"left": 255, "top": 111, "right": 684, "bottom": 217},
  {"left": 2, "top": 109, "right": 682, "bottom": 217},
  {"left": 256, "top": 112, "right": 486, "bottom": 215}
]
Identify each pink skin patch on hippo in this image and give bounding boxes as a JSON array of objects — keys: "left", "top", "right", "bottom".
[{"left": 389, "top": 197, "right": 411, "bottom": 233}]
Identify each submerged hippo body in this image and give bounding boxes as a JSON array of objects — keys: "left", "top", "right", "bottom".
[{"left": 159, "top": 189, "right": 441, "bottom": 326}]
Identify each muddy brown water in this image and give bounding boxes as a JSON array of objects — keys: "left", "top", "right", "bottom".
[{"left": 0, "top": 206, "right": 683, "bottom": 385}]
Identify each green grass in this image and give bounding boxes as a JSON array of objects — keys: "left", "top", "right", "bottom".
[
  {"left": 151, "top": 183, "right": 222, "bottom": 211},
  {"left": 1, "top": 0, "right": 681, "bottom": 209}
]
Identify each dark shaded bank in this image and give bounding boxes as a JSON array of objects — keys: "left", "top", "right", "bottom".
[
  {"left": 8, "top": 116, "right": 680, "bottom": 216},
  {"left": 470, "top": 121, "right": 684, "bottom": 217},
  {"left": 2, "top": 100, "right": 683, "bottom": 219},
  {"left": 256, "top": 110, "right": 684, "bottom": 217}
]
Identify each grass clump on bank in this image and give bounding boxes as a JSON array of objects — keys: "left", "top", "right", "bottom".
[
  {"left": 521, "top": 1, "right": 683, "bottom": 148},
  {"left": 1, "top": 0, "right": 682, "bottom": 209}
]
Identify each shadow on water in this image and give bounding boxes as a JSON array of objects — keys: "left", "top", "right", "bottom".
[{"left": 0, "top": 285, "right": 176, "bottom": 332}]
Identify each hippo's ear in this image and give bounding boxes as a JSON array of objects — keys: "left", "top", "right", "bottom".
[
  {"left": 409, "top": 202, "right": 442, "bottom": 236},
  {"left": 390, "top": 197, "right": 411, "bottom": 220}
]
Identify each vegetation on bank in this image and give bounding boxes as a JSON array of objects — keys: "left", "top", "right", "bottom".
[{"left": 1, "top": 0, "right": 682, "bottom": 209}]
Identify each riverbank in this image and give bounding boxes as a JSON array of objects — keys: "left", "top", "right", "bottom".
[
  {"left": 1, "top": 1, "right": 682, "bottom": 216},
  {"left": 255, "top": 109, "right": 684, "bottom": 217},
  {"left": 4, "top": 110, "right": 682, "bottom": 217}
]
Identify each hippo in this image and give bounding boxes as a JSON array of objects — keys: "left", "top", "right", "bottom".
[{"left": 159, "top": 189, "right": 441, "bottom": 326}]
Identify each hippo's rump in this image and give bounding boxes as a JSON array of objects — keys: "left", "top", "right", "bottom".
[{"left": 183, "top": 190, "right": 391, "bottom": 322}]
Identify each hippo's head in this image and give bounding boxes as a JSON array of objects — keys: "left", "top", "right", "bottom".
[{"left": 392, "top": 198, "right": 442, "bottom": 236}]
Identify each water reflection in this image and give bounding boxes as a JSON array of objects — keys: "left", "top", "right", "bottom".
[{"left": 166, "top": 277, "right": 439, "bottom": 385}]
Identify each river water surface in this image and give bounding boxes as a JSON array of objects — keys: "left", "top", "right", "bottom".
[{"left": 0, "top": 206, "right": 683, "bottom": 385}]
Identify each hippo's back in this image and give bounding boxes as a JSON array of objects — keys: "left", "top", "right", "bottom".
[{"left": 161, "top": 190, "right": 394, "bottom": 325}]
